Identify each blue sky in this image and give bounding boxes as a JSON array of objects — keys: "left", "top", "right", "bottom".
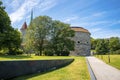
[{"left": 2, "top": 0, "right": 120, "bottom": 38}]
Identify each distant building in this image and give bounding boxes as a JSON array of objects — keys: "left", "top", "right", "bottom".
[
  {"left": 20, "top": 22, "right": 27, "bottom": 46},
  {"left": 70, "top": 27, "right": 91, "bottom": 56}
]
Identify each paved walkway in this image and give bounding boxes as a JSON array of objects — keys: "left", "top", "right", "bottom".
[{"left": 86, "top": 56, "right": 120, "bottom": 80}]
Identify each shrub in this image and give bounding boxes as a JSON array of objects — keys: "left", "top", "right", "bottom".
[
  {"left": 113, "top": 49, "right": 120, "bottom": 54},
  {"left": 44, "top": 50, "right": 54, "bottom": 56},
  {"left": 7, "top": 49, "right": 23, "bottom": 55},
  {"left": 55, "top": 51, "right": 70, "bottom": 56},
  {"left": 16, "top": 49, "right": 23, "bottom": 55},
  {"left": 61, "top": 51, "right": 70, "bottom": 56}
]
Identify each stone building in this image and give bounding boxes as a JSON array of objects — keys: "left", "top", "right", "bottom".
[
  {"left": 20, "top": 22, "right": 27, "bottom": 45},
  {"left": 70, "top": 26, "right": 91, "bottom": 56}
]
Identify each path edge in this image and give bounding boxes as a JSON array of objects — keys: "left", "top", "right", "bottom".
[{"left": 86, "top": 57, "right": 97, "bottom": 80}]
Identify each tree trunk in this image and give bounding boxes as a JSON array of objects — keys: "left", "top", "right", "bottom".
[{"left": 38, "top": 39, "right": 44, "bottom": 56}]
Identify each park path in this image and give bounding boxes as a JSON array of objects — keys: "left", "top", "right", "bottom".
[{"left": 86, "top": 56, "right": 120, "bottom": 80}]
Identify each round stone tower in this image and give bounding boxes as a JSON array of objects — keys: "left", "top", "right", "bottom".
[{"left": 70, "top": 26, "right": 91, "bottom": 56}]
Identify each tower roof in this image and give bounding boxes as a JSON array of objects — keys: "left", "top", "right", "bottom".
[
  {"left": 71, "top": 26, "right": 90, "bottom": 34},
  {"left": 20, "top": 22, "right": 27, "bottom": 30}
]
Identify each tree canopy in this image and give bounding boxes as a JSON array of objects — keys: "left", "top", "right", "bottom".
[
  {"left": 48, "top": 20, "right": 75, "bottom": 56},
  {"left": 0, "top": 1, "right": 21, "bottom": 55},
  {"left": 91, "top": 37, "right": 120, "bottom": 54},
  {"left": 25, "top": 16, "right": 75, "bottom": 56}
]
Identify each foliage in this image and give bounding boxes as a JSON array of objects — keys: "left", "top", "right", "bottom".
[
  {"left": 6, "top": 29, "right": 21, "bottom": 55},
  {"left": 109, "top": 37, "right": 120, "bottom": 53},
  {"left": 48, "top": 20, "right": 75, "bottom": 56},
  {"left": 25, "top": 16, "right": 52, "bottom": 56},
  {"left": 0, "top": 0, "right": 11, "bottom": 49},
  {"left": 15, "top": 49, "right": 23, "bottom": 55},
  {"left": 91, "top": 37, "right": 120, "bottom": 54},
  {"left": 95, "top": 39, "right": 109, "bottom": 54},
  {"left": 112, "top": 49, "right": 120, "bottom": 54},
  {"left": 91, "top": 37, "right": 97, "bottom": 50},
  {"left": 0, "top": 1, "right": 21, "bottom": 55},
  {"left": 43, "top": 49, "right": 54, "bottom": 56},
  {"left": 0, "top": 48, "right": 8, "bottom": 54},
  {"left": 25, "top": 16, "right": 75, "bottom": 56}
]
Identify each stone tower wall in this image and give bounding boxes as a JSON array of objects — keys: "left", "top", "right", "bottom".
[{"left": 70, "top": 31, "right": 91, "bottom": 56}]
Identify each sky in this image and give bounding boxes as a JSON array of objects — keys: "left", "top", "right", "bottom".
[{"left": 2, "top": 0, "right": 120, "bottom": 39}]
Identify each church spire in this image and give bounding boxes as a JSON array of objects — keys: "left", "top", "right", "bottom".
[{"left": 30, "top": 9, "right": 33, "bottom": 24}]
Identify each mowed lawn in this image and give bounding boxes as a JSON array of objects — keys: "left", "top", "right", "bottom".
[
  {"left": 0, "top": 55, "right": 72, "bottom": 60},
  {"left": 0, "top": 56, "right": 90, "bottom": 80},
  {"left": 95, "top": 55, "right": 120, "bottom": 70}
]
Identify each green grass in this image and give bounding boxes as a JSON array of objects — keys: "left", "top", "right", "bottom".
[
  {"left": 95, "top": 55, "right": 120, "bottom": 70},
  {"left": 0, "top": 55, "right": 90, "bottom": 80},
  {"left": 0, "top": 54, "right": 72, "bottom": 60},
  {"left": 12, "top": 57, "right": 90, "bottom": 80}
]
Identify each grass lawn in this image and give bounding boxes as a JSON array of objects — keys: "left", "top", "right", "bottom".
[
  {"left": 0, "top": 54, "right": 72, "bottom": 60},
  {"left": 95, "top": 55, "right": 120, "bottom": 70},
  {"left": 10, "top": 56, "right": 90, "bottom": 80}
]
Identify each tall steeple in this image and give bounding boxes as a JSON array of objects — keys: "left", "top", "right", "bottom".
[{"left": 30, "top": 9, "right": 33, "bottom": 24}]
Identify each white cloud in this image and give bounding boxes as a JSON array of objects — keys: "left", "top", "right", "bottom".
[
  {"left": 38, "top": 0, "right": 57, "bottom": 12},
  {"left": 79, "top": 11, "right": 106, "bottom": 21},
  {"left": 72, "top": 20, "right": 120, "bottom": 28},
  {"left": 10, "top": 0, "right": 57, "bottom": 24},
  {"left": 89, "top": 28, "right": 102, "bottom": 33},
  {"left": 10, "top": 0, "right": 20, "bottom": 11},
  {"left": 76, "top": 21, "right": 109, "bottom": 27},
  {"left": 3, "top": 0, "right": 21, "bottom": 13},
  {"left": 91, "top": 29, "right": 120, "bottom": 39},
  {"left": 64, "top": 16, "right": 79, "bottom": 23},
  {"left": 10, "top": 0, "right": 39, "bottom": 24}
]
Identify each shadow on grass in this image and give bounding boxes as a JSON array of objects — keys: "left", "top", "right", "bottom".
[{"left": 0, "top": 55, "right": 32, "bottom": 60}]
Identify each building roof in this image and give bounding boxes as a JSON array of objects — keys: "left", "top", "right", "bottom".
[
  {"left": 71, "top": 26, "right": 90, "bottom": 34},
  {"left": 20, "top": 22, "right": 27, "bottom": 30}
]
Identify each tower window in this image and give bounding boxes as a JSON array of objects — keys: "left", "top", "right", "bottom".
[{"left": 78, "top": 41, "right": 80, "bottom": 43}]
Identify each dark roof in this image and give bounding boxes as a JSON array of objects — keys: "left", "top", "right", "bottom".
[
  {"left": 20, "top": 22, "right": 27, "bottom": 30},
  {"left": 71, "top": 26, "right": 90, "bottom": 34}
]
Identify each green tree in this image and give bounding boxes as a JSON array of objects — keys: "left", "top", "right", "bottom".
[
  {"left": 95, "top": 39, "right": 109, "bottom": 54},
  {"left": 0, "top": 1, "right": 21, "bottom": 55},
  {"left": 24, "top": 28, "right": 34, "bottom": 55},
  {"left": 48, "top": 20, "right": 75, "bottom": 56},
  {"left": 104, "top": 39, "right": 109, "bottom": 53},
  {"left": 3, "top": 29, "right": 21, "bottom": 55},
  {"left": 109, "top": 37, "right": 120, "bottom": 53},
  {"left": 25, "top": 16, "right": 52, "bottom": 56},
  {"left": 91, "top": 37, "right": 97, "bottom": 50},
  {"left": 25, "top": 16, "right": 75, "bottom": 56},
  {"left": 91, "top": 37, "right": 120, "bottom": 55},
  {"left": 0, "top": 1, "right": 11, "bottom": 49}
]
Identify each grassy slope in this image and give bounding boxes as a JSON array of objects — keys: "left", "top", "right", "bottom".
[
  {"left": 0, "top": 55, "right": 72, "bottom": 60},
  {"left": 12, "top": 57, "right": 90, "bottom": 80},
  {"left": 95, "top": 55, "right": 120, "bottom": 70}
]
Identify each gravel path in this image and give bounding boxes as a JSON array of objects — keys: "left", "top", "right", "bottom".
[{"left": 86, "top": 56, "right": 120, "bottom": 80}]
